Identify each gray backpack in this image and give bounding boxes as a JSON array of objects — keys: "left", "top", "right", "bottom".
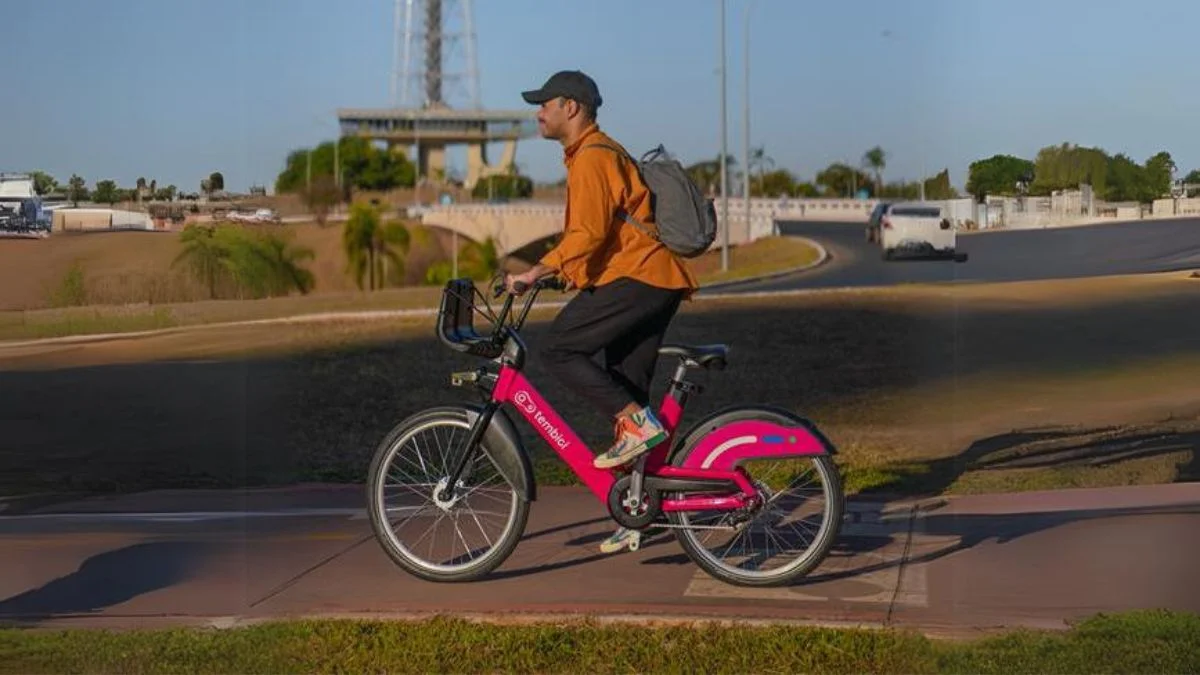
[{"left": 584, "top": 143, "right": 717, "bottom": 258}]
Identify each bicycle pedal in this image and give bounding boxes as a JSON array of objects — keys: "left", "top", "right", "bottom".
[
  {"left": 628, "top": 531, "right": 641, "bottom": 551},
  {"left": 450, "top": 370, "right": 479, "bottom": 387}
]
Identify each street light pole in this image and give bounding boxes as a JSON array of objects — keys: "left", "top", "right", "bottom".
[
  {"left": 719, "top": 0, "right": 729, "bottom": 271},
  {"left": 742, "top": 0, "right": 755, "bottom": 243}
]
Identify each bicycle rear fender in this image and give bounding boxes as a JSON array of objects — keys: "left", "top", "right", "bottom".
[
  {"left": 668, "top": 405, "right": 837, "bottom": 472},
  {"left": 463, "top": 403, "right": 537, "bottom": 502}
]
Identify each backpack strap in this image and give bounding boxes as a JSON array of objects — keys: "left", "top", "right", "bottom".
[{"left": 578, "top": 143, "right": 659, "bottom": 242}]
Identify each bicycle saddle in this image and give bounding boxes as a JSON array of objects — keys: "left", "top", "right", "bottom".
[{"left": 658, "top": 343, "right": 729, "bottom": 369}]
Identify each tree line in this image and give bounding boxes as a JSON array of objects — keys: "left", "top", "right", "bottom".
[
  {"left": 681, "top": 142, "right": 1199, "bottom": 204},
  {"left": 274, "top": 136, "right": 535, "bottom": 221},
  {"left": 681, "top": 145, "right": 959, "bottom": 201},
  {"left": 965, "top": 143, "right": 1197, "bottom": 202},
  {"left": 27, "top": 171, "right": 228, "bottom": 206}
]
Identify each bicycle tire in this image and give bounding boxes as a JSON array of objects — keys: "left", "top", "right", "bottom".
[
  {"left": 666, "top": 406, "right": 844, "bottom": 587},
  {"left": 366, "top": 407, "right": 529, "bottom": 582}
]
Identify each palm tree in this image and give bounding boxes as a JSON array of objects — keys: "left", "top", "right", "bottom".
[
  {"left": 686, "top": 155, "right": 738, "bottom": 196},
  {"left": 342, "top": 202, "right": 411, "bottom": 290},
  {"left": 458, "top": 236, "right": 500, "bottom": 280},
  {"left": 748, "top": 146, "right": 774, "bottom": 196},
  {"left": 863, "top": 146, "right": 887, "bottom": 196},
  {"left": 250, "top": 232, "right": 316, "bottom": 296},
  {"left": 172, "top": 224, "right": 228, "bottom": 298}
]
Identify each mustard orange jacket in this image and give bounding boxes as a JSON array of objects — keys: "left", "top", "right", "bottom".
[{"left": 539, "top": 124, "right": 699, "bottom": 295}]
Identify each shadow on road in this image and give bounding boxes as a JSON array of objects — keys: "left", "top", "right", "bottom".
[
  {"left": 628, "top": 499, "right": 1200, "bottom": 594},
  {"left": 791, "top": 500, "right": 1200, "bottom": 592},
  {"left": 1, "top": 280, "right": 1197, "bottom": 502},
  {"left": 858, "top": 423, "right": 1200, "bottom": 498},
  {"left": 0, "top": 541, "right": 214, "bottom": 623}
]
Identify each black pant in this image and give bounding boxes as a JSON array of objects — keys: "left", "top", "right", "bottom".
[{"left": 540, "top": 277, "right": 685, "bottom": 419}]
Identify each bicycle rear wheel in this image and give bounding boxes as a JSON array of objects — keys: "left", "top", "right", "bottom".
[
  {"left": 667, "top": 409, "right": 844, "bottom": 587},
  {"left": 366, "top": 407, "right": 529, "bottom": 582}
]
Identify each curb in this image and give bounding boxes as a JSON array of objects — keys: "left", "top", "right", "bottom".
[
  {"left": 697, "top": 236, "right": 829, "bottom": 293},
  {"left": 0, "top": 238, "right": 833, "bottom": 351},
  {"left": 0, "top": 307, "right": 447, "bottom": 351}
]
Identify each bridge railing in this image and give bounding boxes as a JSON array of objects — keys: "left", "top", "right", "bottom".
[{"left": 422, "top": 197, "right": 879, "bottom": 220}]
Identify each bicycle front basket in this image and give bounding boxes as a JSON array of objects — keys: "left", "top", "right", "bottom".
[{"left": 436, "top": 278, "right": 504, "bottom": 359}]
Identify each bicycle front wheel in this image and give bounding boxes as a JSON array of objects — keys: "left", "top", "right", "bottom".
[{"left": 366, "top": 407, "right": 529, "bottom": 582}]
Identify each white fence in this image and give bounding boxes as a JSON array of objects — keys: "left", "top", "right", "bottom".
[
  {"left": 418, "top": 189, "right": 1188, "bottom": 251},
  {"left": 713, "top": 196, "right": 981, "bottom": 232},
  {"left": 52, "top": 208, "right": 158, "bottom": 232}
]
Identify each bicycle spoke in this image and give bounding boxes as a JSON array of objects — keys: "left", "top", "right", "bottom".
[
  {"left": 674, "top": 453, "right": 842, "bottom": 583},
  {"left": 369, "top": 413, "right": 525, "bottom": 578}
]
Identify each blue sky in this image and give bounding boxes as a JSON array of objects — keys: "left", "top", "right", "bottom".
[{"left": 6, "top": 0, "right": 1197, "bottom": 194}]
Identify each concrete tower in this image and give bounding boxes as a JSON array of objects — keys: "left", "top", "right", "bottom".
[
  {"left": 338, "top": 0, "right": 536, "bottom": 191},
  {"left": 393, "top": 0, "right": 480, "bottom": 110}
]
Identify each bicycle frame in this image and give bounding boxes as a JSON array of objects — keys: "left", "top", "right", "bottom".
[
  {"left": 490, "top": 363, "right": 759, "bottom": 512},
  {"left": 436, "top": 277, "right": 832, "bottom": 515}
]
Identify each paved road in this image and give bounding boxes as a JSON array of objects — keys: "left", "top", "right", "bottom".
[
  {"left": 1, "top": 483, "right": 1197, "bottom": 634},
  {"left": 703, "top": 217, "right": 1200, "bottom": 294}
]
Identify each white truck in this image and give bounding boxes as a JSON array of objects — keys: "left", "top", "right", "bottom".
[
  {"left": 0, "top": 173, "right": 50, "bottom": 237},
  {"left": 876, "top": 201, "right": 959, "bottom": 261}
]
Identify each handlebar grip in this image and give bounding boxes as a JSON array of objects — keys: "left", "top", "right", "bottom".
[{"left": 513, "top": 280, "right": 529, "bottom": 293}]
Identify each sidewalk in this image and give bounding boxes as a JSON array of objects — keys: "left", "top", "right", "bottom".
[{"left": 0, "top": 482, "right": 1197, "bottom": 637}]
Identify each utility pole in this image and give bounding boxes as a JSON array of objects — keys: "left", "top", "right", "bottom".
[
  {"left": 742, "top": 0, "right": 755, "bottom": 243},
  {"left": 719, "top": 0, "right": 729, "bottom": 271}
]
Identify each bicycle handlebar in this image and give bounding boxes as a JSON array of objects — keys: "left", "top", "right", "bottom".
[
  {"left": 485, "top": 274, "right": 569, "bottom": 338},
  {"left": 491, "top": 275, "right": 567, "bottom": 298}
]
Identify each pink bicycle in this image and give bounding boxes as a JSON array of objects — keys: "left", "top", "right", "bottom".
[{"left": 366, "top": 276, "right": 844, "bottom": 586}]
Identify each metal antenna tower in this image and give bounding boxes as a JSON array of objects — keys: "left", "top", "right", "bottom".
[{"left": 392, "top": 0, "right": 481, "bottom": 110}]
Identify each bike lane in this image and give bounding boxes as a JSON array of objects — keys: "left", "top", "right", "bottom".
[{"left": 1, "top": 483, "right": 1197, "bottom": 636}]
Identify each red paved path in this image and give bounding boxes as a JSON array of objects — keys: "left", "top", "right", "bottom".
[{"left": 2, "top": 483, "right": 1198, "bottom": 637}]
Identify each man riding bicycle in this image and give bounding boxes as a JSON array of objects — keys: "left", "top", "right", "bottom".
[{"left": 504, "top": 70, "right": 699, "bottom": 553}]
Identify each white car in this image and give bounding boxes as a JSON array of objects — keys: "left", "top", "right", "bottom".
[
  {"left": 228, "top": 208, "right": 281, "bottom": 224},
  {"left": 251, "top": 208, "right": 281, "bottom": 223},
  {"left": 877, "top": 202, "right": 958, "bottom": 260}
]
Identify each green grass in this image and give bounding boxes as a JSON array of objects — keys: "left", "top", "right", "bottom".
[
  {"left": 0, "top": 307, "right": 179, "bottom": 341},
  {"left": 0, "top": 610, "right": 1196, "bottom": 674}
]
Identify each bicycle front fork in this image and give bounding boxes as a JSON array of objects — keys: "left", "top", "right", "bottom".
[{"left": 439, "top": 401, "right": 498, "bottom": 502}]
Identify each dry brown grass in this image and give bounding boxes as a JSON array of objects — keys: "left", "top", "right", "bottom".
[
  {"left": 0, "top": 236, "right": 819, "bottom": 341},
  {"left": 0, "top": 220, "right": 449, "bottom": 311},
  {"left": 0, "top": 217, "right": 811, "bottom": 312},
  {"left": 1, "top": 271, "right": 1197, "bottom": 499},
  {"left": 685, "top": 235, "right": 821, "bottom": 284}
]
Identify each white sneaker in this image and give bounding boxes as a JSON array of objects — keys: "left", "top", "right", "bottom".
[
  {"left": 598, "top": 527, "right": 641, "bottom": 553},
  {"left": 593, "top": 408, "right": 667, "bottom": 469}
]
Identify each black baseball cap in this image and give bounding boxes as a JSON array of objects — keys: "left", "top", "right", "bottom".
[{"left": 521, "top": 70, "right": 603, "bottom": 108}]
